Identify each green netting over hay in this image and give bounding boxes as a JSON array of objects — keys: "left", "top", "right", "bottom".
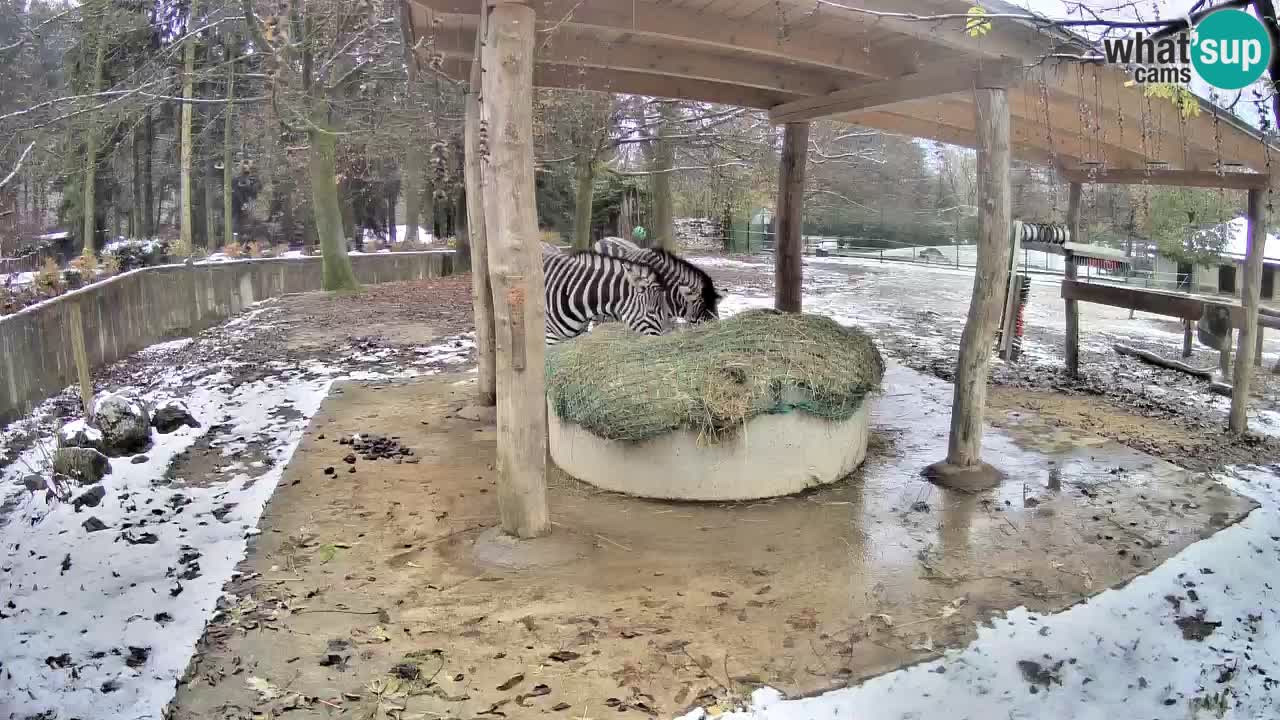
[{"left": 546, "top": 309, "right": 885, "bottom": 442}]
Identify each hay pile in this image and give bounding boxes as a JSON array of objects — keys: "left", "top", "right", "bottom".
[{"left": 546, "top": 309, "right": 885, "bottom": 442}]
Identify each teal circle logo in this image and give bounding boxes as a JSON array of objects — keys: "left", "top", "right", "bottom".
[{"left": 1192, "top": 9, "right": 1272, "bottom": 90}]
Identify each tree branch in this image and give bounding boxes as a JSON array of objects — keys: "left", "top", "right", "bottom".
[{"left": 0, "top": 142, "right": 36, "bottom": 190}]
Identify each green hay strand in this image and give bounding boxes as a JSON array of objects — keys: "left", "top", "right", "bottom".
[{"left": 546, "top": 309, "right": 885, "bottom": 443}]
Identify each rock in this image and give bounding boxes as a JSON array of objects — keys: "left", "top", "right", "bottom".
[
  {"left": 82, "top": 516, "right": 108, "bottom": 533},
  {"left": 94, "top": 393, "right": 151, "bottom": 454},
  {"left": 22, "top": 475, "right": 45, "bottom": 493},
  {"left": 131, "top": 455, "right": 149, "bottom": 464},
  {"left": 151, "top": 399, "right": 199, "bottom": 434},
  {"left": 58, "top": 419, "right": 104, "bottom": 452},
  {"left": 52, "top": 447, "right": 111, "bottom": 485},
  {"left": 73, "top": 485, "right": 106, "bottom": 511}
]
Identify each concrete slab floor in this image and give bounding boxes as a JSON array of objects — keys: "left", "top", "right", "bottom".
[{"left": 168, "top": 366, "right": 1256, "bottom": 720}]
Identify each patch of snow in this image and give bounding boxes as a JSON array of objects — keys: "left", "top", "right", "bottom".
[
  {"left": 1, "top": 271, "right": 36, "bottom": 288},
  {"left": 0, "top": 322, "right": 484, "bottom": 718},
  {"left": 679, "top": 465, "right": 1280, "bottom": 720},
  {"left": 57, "top": 419, "right": 102, "bottom": 444},
  {"left": 138, "top": 337, "right": 194, "bottom": 356}
]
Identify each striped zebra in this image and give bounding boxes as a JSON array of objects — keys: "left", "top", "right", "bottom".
[
  {"left": 593, "top": 237, "right": 723, "bottom": 323},
  {"left": 543, "top": 249, "right": 674, "bottom": 344}
]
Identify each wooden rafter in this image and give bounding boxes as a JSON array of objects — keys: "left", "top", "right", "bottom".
[{"left": 769, "top": 60, "right": 1022, "bottom": 124}]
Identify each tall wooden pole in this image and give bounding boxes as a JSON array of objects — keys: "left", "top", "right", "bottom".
[
  {"left": 1230, "top": 188, "right": 1266, "bottom": 433},
  {"left": 465, "top": 9, "right": 496, "bottom": 406},
  {"left": 482, "top": 2, "right": 550, "bottom": 538},
  {"left": 925, "top": 86, "right": 1010, "bottom": 490},
  {"left": 774, "top": 122, "right": 809, "bottom": 313},
  {"left": 1064, "top": 182, "right": 1082, "bottom": 377}
]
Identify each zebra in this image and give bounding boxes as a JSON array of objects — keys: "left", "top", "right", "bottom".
[
  {"left": 543, "top": 249, "right": 675, "bottom": 345},
  {"left": 593, "top": 237, "right": 724, "bottom": 324}
]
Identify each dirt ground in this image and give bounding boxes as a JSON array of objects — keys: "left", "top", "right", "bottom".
[{"left": 167, "top": 368, "right": 1255, "bottom": 719}]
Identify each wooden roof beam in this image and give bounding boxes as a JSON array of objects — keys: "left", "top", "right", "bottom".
[
  {"left": 769, "top": 60, "right": 1022, "bottom": 124},
  {"left": 433, "top": 26, "right": 853, "bottom": 96},
  {"left": 438, "top": 58, "right": 801, "bottom": 109},
  {"left": 415, "top": 0, "right": 910, "bottom": 80},
  {"left": 1060, "top": 167, "right": 1271, "bottom": 190}
]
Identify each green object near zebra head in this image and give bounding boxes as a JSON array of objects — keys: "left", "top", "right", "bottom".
[
  {"left": 545, "top": 309, "right": 885, "bottom": 443},
  {"left": 632, "top": 225, "right": 647, "bottom": 243}
]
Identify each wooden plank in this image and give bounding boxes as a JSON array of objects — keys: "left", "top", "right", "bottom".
[
  {"left": 1064, "top": 183, "right": 1081, "bottom": 378},
  {"left": 465, "top": 22, "right": 496, "bottom": 406},
  {"left": 774, "top": 122, "right": 808, "bottom": 312},
  {"left": 1061, "top": 279, "right": 1206, "bottom": 320},
  {"left": 1061, "top": 167, "right": 1271, "bottom": 190},
  {"left": 1230, "top": 188, "right": 1266, "bottom": 433},
  {"left": 482, "top": 2, "right": 550, "bottom": 538},
  {"left": 945, "top": 86, "right": 1011, "bottom": 469},
  {"left": 440, "top": 58, "right": 800, "bottom": 109},
  {"left": 769, "top": 61, "right": 1021, "bottom": 124},
  {"left": 435, "top": 25, "right": 852, "bottom": 96},
  {"left": 418, "top": 0, "right": 905, "bottom": 79}
]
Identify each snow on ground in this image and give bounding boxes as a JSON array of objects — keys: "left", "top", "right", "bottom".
[{"left": 0, "top": 300, "right": 475, "bottom": 720}]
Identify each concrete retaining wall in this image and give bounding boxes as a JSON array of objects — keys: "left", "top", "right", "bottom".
[{"left": 0, "top": 252, "right": 456, "bottom": 425}]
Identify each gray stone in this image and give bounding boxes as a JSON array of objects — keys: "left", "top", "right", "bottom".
[
  {"left": 52, "top": 447, "right": 111, "bottom": 485},
  {"left": 94, "top": 393, "right": 151, "bottom": 454},
  {"left": 73, "top": 484, "right": 106, "bottom": 511},
  {"left": 151, "top": 399, "right": 199, "bottom": 434}
]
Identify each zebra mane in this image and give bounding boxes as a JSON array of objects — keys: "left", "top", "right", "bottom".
[
  {"left": 647, "top": 248, "right": 722, "bottom": 312},
  {"left": 563, "top": 249, "right": 674, "bottom": 292}
]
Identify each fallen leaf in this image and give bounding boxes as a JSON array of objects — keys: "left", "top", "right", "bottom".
[
  {"left": 547, "top": 650, "right": 580, "bottom": 663},
  {"left": 318, "top": 544, "right": 338, "bottom": 564},
  {"left": 496, "top": 673, "right": 524, "bottom": 691},
  {"left": 246, "top": 676, "right": 283, "bottom": 702}
]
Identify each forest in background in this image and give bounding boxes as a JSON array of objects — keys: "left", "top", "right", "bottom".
[{"left": 0, "top": 0, "right": 1258, "bottom": 292}]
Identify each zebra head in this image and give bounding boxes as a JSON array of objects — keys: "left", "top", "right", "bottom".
[
  {"left": 648, "top": 249, "right": 723, "bottom": 324},
  {"left": 619, "top": 261, "right": 675, "bottom": 335}
]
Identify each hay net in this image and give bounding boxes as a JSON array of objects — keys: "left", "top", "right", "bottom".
[{"left": 546, "top": 309, "right": 885, "bottom": 443}]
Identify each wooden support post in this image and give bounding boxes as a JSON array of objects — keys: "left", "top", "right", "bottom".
[
  {"left": 1256, "top": 327, "right": 1264, "bottom": 367},
  {"left": 68, "top": 301, "right": 94, "bottom": 419},
  {"left": 465, "top": 17, "right": 496, "bottom": 406},
  {"left": 481, "top": 2, "right": 550, "bottom": 537},
  {"left": 1064, "top": 183, "right": 1081, "bottom": 378},
  {"left": 925, "top": 86, "right": 1010, "bottom": 491},
  {"left": 1183, "top": 320, "right": 1194, "bottom": 358},
  {"left": 1230, "top": 188, "right": 1266, "bottom": 433},
  {"left": 774, "top": 122, "right": 809, "bottom": 312}
]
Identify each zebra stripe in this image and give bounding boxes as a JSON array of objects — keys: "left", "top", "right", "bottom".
[
  {"left": 593, "top": 237, "right": 723, "bottom": 323},
  {"left": 543, "top": 250, "right": 674, "bottom": 345}
]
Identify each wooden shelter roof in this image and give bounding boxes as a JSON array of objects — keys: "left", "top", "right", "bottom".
[{"left": 405, "top": 0, "right": 1277, "bottom": 180}]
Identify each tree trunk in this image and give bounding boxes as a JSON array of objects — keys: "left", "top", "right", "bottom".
[
  {"left": 82, "top": 16, "right": 108, "bottom": 256},
  {"left": 572, "top": 151, "right": 595, "bottom": 249},
  {"left": 308, "top": 123, "right": 359, "bottom": 291},
  {"left": 774, "top": 122, "right": 809, "bottom": 313},
  {"left": 143, "top": 110, "right": 154, "bottom": 238},
  {"left": 223, "top": 48, "right": 235, "bottom": 247},
  {"left": 454, "top": 186, "right": 470, "bottom": 269},
  {"left": 925, "top": 86, "right": 1011, "bottom": 489},
  {"left": 482, "top": 2, "right": 549, "bottom": 538},
  {"left": 465, "top": 42, "right": 496, "bottom": 406},
  {"left": 422, "top": 182, "right": 436, "bottom": 240},
  {"left": 650, "top": 103, "right": 676, "bottom": 251},
  {"left": 177, "top": 0, "right": 199, "bottom": 255},
  {"left": 403, "top": 146, "right": 423, "bottom": 244}
]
